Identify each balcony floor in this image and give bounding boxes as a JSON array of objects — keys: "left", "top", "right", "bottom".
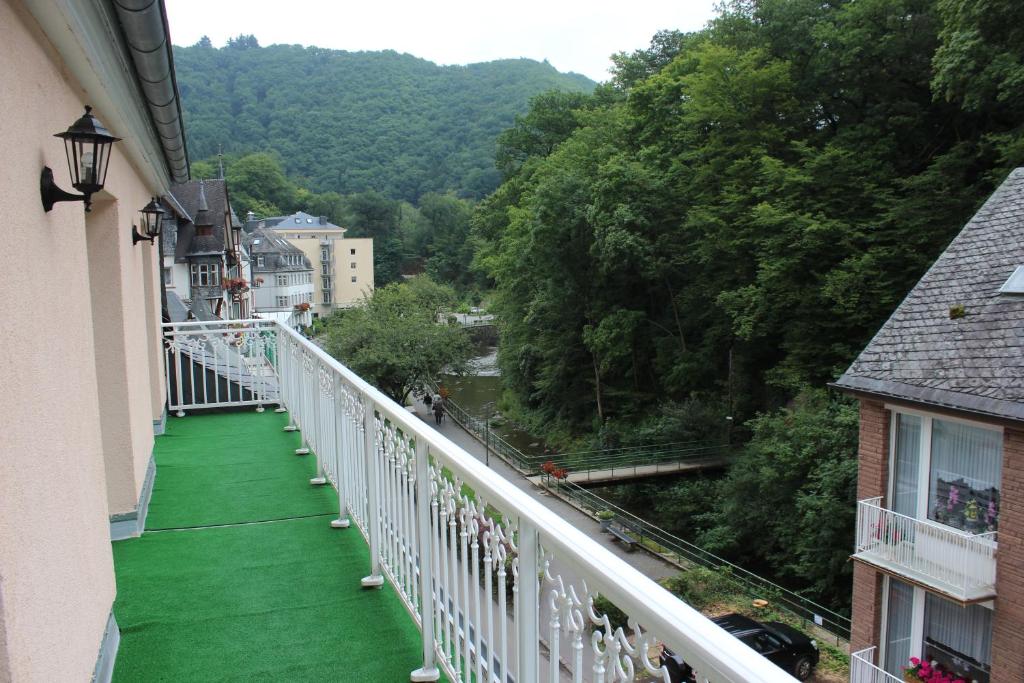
[{"left": 112, "top": 411, "right": 437, "bottom": 681}]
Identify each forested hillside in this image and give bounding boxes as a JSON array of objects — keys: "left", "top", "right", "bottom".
[
  {"left": 174, "top": 36, "right": 594, "bottom": 201},
  {"left": 472, "top": 0, "right": 1024, "bottom": 608},
  {"left": 478, "top": 0, "right": 1024, "bottom": 441}
]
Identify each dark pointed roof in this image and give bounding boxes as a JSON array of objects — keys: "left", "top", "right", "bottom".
[
  {"left": 834, "top": 168, "right": 1024, "bottom": 422},
  {"left": 167, "top": 179, "right": 229, "bottom": 259}
]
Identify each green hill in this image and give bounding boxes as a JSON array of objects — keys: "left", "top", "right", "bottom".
[{"left": 173, "top": 38, "right": 596, "bottom": 200}]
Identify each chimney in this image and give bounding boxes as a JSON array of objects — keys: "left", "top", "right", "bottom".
[{"left": 319, "top": 216, "right": 327, "bottom": 225}]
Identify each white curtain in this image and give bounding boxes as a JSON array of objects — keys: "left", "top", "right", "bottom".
[
  {"left": 928, "top": 419, "right": 1002, "bottom": 532},
  {"left": 884, "top": 579, "right": 915, "bottom": 675},
  {"left": 924, "top": 593, "right": 992, "bottom": 669},
  {"left": 893, "top": 414, "right": 921, "bottom": 517}
]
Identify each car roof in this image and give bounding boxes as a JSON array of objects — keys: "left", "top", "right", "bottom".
[
  {"left": 711, "top": 614, "right": 812, "bottom": 647},
  {"left": 711, "top": 613, "right": 763, "bottom": 637}
]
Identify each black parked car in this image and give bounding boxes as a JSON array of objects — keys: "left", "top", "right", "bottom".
[{"left": 661, "top": 613, "right": 819, "bottom": 681}]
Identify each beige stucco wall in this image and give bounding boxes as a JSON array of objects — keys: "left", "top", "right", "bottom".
[
  {"left": 279, "top": 232, "right": 374, "bottom": 314},
  {"left": 0, "top": 1, "right": 165, "bottom": 679},
  {"left": 333, "top": 237, "right": 374, "bottom": 306}
]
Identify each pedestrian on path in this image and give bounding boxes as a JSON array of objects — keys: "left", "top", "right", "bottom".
[{"left": 432, "top": 394, "right": 444, "bottom": 425}]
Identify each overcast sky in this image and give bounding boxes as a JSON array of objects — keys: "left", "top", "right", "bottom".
[{"left": 164, "top": 0, "right": 720, "bottom": 83}]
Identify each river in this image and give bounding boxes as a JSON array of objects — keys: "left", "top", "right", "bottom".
[{"left": 439, "top": 345, "right": 552, "bottom": 456}]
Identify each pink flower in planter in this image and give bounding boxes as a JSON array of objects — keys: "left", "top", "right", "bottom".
[{"left": 947, "top": 486, "right": 959, "bottom": 510}]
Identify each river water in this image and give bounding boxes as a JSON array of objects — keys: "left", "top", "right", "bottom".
[{"left": 439, "top": 345, "right": 552, "bottom": 457}]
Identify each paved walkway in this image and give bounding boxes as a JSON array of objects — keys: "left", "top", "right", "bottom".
[{"left": 411, "top": 405, "right": 678, "bottom": 583}]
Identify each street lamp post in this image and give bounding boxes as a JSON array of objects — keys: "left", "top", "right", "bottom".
[{"left": 482, "top": 401, "right": 495, "bottom": 468}]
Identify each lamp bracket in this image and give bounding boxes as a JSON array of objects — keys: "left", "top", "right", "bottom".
[
  {"left": 131, "top": 225, "right": 155, "bottom": 245},
  {"left": 41, "top": 166, "right": 90, "bottom": 212}
]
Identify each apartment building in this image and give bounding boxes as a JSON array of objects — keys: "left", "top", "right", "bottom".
[
  {"left": 261, "top": 211, "right": 374, "bottom": 315},
  {"left": 836, "top": 169, "right": 1024, "bottom": 683},
  {"left": 243, "top": 227, "right": 314, "bottom": 327},
  {"left": 0, "top": 0, "right": 187, "bottom": 679}
]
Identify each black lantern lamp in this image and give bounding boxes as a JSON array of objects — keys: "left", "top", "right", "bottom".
[
  {"left": 41, "top": 105, "right": 121, "bottom": 212},
  {"left": 132, "top": 197, "right": 166, "bottom": 245}
]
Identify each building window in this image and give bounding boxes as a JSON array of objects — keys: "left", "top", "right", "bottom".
[
  {"left": 163, "top": 267, "right": 173, "bottom": 286},
  {"left": 882, "top": 577, "right": 992, "bottom": 681},
  {"left": 322, "top": 290, "right": 332, "bottom": 303},
  {"left": 350, "top": 248, "right": 356, "bottom": 255},
  {"left": 277, "top": 274, "right": 288, "bottom": 287},
  {"left": 256, "top": 255, "right": 265, "bottom": 267},
  {"left": 321, "top": 263, "right": 329, "bottom": 275},
  {"left": 277, "top": 296, "right": 288, "bottom": 307},
  {"left": 351, "top": 276, "right": 357, "bottom": 283},
  {"left": 322, "top": 276, "right": 331, "bottom": 289},
  {"left": 350, "top": 262, "right": 357, "bottom": 269},
  {"left": 890, "top": 412, "right": 1002, "bottom": 533},
  {"left": 190, "top": 263, "right": 220, "bottom": 287},
  {"left": 321, "top": 248, "right": 330, "bottom": 261}
]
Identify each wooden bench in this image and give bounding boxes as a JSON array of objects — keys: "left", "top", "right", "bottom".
[{"left": 608, "top": 523, "right": 637, "bottom": 552}]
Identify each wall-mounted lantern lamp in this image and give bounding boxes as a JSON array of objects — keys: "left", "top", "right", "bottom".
[
  {"left": 41, "top": 105, "right": 121, "bottom": 213},
  {"left": 132, "top": 197, "right": 165, "bottom": 245}
]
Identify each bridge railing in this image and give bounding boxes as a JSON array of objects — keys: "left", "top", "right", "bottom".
[
  {"left": 523, "top": 442, "right": 733, "bottom": 478},
  {"left": 438, "top": 389, "right": 731, "bottom": 479}
]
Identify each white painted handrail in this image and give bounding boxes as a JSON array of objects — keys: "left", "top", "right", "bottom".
[
  {"left": 161, "top": 319, "right": 280, "bottom": 415},
  {"left": 850, "top": 647, "right": 900, "bottom": 683},
  {"left": 854, "top": 497, "right": 997, "bottom": 602},
  {"left": 165, "top": 321, "right": 796, "bottom": 683}
]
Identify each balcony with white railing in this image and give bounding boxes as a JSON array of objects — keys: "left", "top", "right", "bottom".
[
  {"left": 853, "top": 497, "right": 997, "bottom": 602},
  {"left": 157, "top": 319, "right": 796, "bottom": 683},
  {"left": 850, "top": 647, "right": 899, "bottom": 683}
]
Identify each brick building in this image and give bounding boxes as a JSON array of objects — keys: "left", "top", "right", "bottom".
[{"left": 835, "top": 169, "right": 1024, "bottom": 683}]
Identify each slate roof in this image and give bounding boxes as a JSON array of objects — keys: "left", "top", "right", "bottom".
[
  {"left": 165, "top": 290, "right": 190, "bottom": 323},
  {"left": 834, "top": 168, "right": 1024, "bottom": 422},
  {"left": 264, "top": 210, "right": 344, "bottom": 232},
  {"left": 168, "top": 180, "right": 230, "bottom": 259},
  {"left": 243, "top": 228, "right": 313, "bottom": 273}
]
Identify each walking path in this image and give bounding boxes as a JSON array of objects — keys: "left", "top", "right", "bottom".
[{"left": 411, "top": 405, "right": 679, "bottom": 583}]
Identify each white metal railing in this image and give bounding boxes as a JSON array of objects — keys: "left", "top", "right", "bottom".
[
  {"left": 165, "top": 321, "right": 796, "bottom": 683},
  {"left": 854, "top": 497, "right": 997, "bottom": 601},
  {"left": 162, "top": 319, "right": 280, "bottom": 416},
  {"left": 850, "top": 647, "right": 900, "bottom": 683}
]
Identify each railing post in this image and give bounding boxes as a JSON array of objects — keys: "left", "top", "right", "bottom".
[
  {"left": 516, "top": 519, "right": 540, "bottom": 682},
  {"left": 361, "top": 394, "right": 384, "bottom": 588},
  {"left": 411, "top": 437, "right": 440, "bottom": 682},
  {"left": 295, "top": 351, "right": 312, "bottom": 455},
  {"left": 282, "top": 336, "right": 298, "bottom": 431},
  {"left": 330, "top": 372, "right": 351, "bottom": 529}
]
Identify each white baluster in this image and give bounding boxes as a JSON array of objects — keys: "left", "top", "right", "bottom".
[
  {"left": 360, "top": 396, "right": 384, "bottom": 588},
  {"left": 516, "top": 520, "right": 539, "bottom": 683},
  {"left": 411, "top": 438, "right": 440, "bottom": 682},
  {"left": 497, "top": 537, "right": 508, "bottom": 683}
]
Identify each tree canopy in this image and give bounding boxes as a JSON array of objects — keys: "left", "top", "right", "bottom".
[
  {"left": 475, "top": 0, "right": 1024, "bottom": 441},
  {"left": 323, "top": 278, "right": 472, "bottom": 405}
]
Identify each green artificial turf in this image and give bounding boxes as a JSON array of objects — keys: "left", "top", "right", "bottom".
[
  {"left": 113, "top": 411, "right": 446, "bottom": 682},
  {"left": 145, "top": 411, "right": 338, "bottom": 529}
]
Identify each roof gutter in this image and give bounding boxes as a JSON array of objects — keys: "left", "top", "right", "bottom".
[{"left": 111, "top": 0, "right": 190, "bottom": 182}]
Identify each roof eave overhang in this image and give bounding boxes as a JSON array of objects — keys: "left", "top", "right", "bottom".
[{"left": 831, "top": 375, "right": 1024, "bottom": 426}]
